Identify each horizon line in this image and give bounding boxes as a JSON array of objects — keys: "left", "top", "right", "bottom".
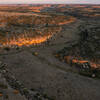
[{"left": 0, "top": 3, "right": 100, "bottom": 5}]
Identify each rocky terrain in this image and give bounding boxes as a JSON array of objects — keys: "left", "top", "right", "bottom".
[
  {"left": 55, "top": 20, "right": 100, "bottom": 78},
  {"left": 0, "top": 4, "right": 100, "bottom": 100}
]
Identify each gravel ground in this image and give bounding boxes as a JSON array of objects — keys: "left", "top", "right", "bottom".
[{"left": 0, "top": 73, "right": 26, "bottom": 100}]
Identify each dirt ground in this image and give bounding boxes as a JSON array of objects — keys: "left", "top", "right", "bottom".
[{"left": 0, "top": 20, "right": 100, "bottom": 100}]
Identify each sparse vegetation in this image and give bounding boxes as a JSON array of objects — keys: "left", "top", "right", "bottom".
[
  {"left": 0, "top": 4, "right": 100, "bottom": 100},
  {"left": 4, "top": 47, "right": 10, "bottom": 51},
  {"left": 0, "top": 83, "right": 8, "bottom": 89}
]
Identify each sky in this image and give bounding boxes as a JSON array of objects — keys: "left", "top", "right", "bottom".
[{"left": 0, "top": 0, "right": 100, "bottom": 4}]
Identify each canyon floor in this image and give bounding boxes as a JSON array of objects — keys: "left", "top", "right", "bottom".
[{"left": 0, "top": 19, "right": 100, "bottom": 100}]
